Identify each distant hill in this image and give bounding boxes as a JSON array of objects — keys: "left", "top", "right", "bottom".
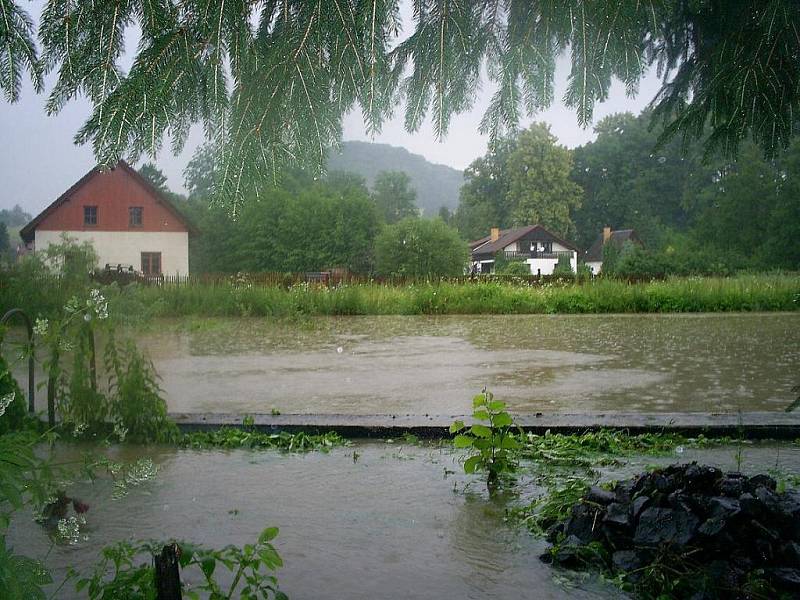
[{"left": 327, "top": 141, "right": 464, "bottom": 216}]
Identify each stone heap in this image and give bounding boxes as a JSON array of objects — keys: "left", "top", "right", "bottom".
[{"left": 542, "top": 463, "right": 800, "bottom": 598}]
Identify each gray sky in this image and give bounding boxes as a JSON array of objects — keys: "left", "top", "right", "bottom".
[{"left": 1, "top": 1, "right": 663, "bottom": 216}]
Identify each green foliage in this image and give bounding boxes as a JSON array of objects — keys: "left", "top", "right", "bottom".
[
  {"left": 97, "top": 274, "right": 800, "bottom": 318},
  {"left": 180, "top": 428, "right": 347, "bottom": 452},
  {"left": 105, "top": 334, "right": 178, "bottom": 443},
  {"left": 374, "top": 217, "right": 468, "bottom": 278},
  {"left": 77, "top": 527, "right": 287, "bottom": 599},
  {"left": 181, "top": 174, "right": 381, "bottom": 274},
  {"left": 552, "top": 254, "right": 574, "bottom": 276},
  {"left": 506, "top": 123, "right": 582, "bottom": 237},
  {"left": 455, "top": 136, "right": 517, "bottom": 240},
  {"left": 571, "top": 112, "right": 707, "bottom": 250},
  {"left": 0, "top": 535, "right": 52, "bottom": 600},
  {"left": 450, "top": 390, "right": 521, "bottom": 487},
  {"left": 137, "top": 163, "right": 169, "bottom": 193},
  {"left": 454, "top": 125, "right": 583, "bottom": 240},
  {"left": 496, "top": 260, "right": 530, "bottom": 277},
  {"left": 5, "top": 1, "right": 796, "bottom": 207},
  {"left": 371, "top": 171, "right": 418, "bottom": 224},
  {"left": 0, "top": 341, "right": 27, "bottom": 435},
  {"left": 0, "top": 205, "right": 32, "bottom": 228},
  {"left": 0, "top": 224, "right": 10, "bottom": 262},
  {"left": 573, "top": 113, "right": 800, "bottom": 274}
]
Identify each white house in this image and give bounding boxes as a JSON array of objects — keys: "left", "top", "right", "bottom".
[
  {"left": 20, "top": 161, "right": 194, "bottom": 275},
  {"left": 469, "top": 225, "right": 579, "bottom": 275},
  {"left": 584, "top": 227, "right": 643, "bottom": 274}
]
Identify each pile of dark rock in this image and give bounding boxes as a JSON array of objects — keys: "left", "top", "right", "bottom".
[{"left": 541, "top": 463, "right": 800, "bottom": 598}]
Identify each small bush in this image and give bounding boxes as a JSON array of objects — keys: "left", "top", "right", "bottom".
[
  {"left": 497, "top": 260, "right": 531, "bottom": 276},
  {"left": 0, "top": 331, "right": 27, "bottom": 434}
]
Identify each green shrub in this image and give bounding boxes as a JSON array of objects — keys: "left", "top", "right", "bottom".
[
  {"left": 497, "top": 260, "right": 531, "bottom": 276},
  {"left": 552, "top": 253, "right": 575, "bottom": 276},
  {"left": 0, "top": 332, "right": 27, "bottom": 435},
  {"left": 106, "top": 334, "right": 178, "bottom": 443},
  {"left": 374, "top": 218, "right": 468, "bottom": 277}
]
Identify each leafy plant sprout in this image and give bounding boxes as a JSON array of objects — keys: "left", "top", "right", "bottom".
[{"left": 450, "top": 389, "right": 521, "bottom": 490}]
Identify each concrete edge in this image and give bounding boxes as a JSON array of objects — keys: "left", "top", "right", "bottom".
[{"left": 168, "top": 412, "right": 800, "bottom": 440}]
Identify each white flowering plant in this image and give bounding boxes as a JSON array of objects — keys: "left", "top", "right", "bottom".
[{"left": 32, "top": 288, "right": 176, "bottom": 443}]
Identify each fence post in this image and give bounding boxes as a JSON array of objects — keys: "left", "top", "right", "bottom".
[
  {"left": 1, "top": 308, "right": 36, "bottom": 413},
  {"left": 86, "top": 323, "right": 97, "bottom": 392},
  {"left": 154, "top": 543, "right": 182, "bottom": 599},
  {"left": 46, "top": 344, "right": 59, "bottom": 428}
]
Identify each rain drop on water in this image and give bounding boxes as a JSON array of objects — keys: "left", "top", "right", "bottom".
[
  {"left": 658, "top": 156, "right": 667, "bottom": 164},
  {"left": 337, "top": 346, "right": 344, "bottom": 354}
]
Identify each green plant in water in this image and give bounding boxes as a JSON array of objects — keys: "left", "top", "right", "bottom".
[
  {"left": 77, "top": 527, "right": 287, "bottom": 599},
  {"left": 105, "top": 332, "right": 178, "bottom": 443},
  {"left": 450, "top": 390, "right": 521, "bottom": 488},
  {"left": 180, "top": 428, "right": 347, "bottom": 452}
]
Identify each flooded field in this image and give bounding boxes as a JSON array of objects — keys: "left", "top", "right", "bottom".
[
  {"left": 8, "top": 440, "right": 800, "bottom": 599},
  {"left": 134, "top": 313, "right": 799, "bottom": 414},
  {"left": 8, "top": 312, "right": 799, "bottom": 415}
]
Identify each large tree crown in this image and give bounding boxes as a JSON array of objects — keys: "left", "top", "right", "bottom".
[{"left": 2, "top": 0, "right": 798, "bottom": 211}]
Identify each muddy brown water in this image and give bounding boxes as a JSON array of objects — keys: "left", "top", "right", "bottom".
[
  {"left": 7, "top": 441, "right": 800, "bottom": 599},
  {"left": 7, "top": 313, "right": 800, "bottom": 415}
]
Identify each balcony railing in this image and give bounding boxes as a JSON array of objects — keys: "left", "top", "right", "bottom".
[{"left": 504, "top": 250, "right": 573, "bottom": 260}]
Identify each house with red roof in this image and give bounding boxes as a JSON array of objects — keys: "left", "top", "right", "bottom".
[
  {"left": 20, "top": 161, "right": 194, "bottom": 276},
  {"left": 469, "top": 225, "right": 579, "bottom": 275}
]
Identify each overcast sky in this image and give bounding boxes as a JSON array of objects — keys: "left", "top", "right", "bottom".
[{"left": 1, "top": 1, "right": 663, "bottom": 216}]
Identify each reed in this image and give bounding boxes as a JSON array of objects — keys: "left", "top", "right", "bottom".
[{"left": 109, "top": 274, "right": 799, "bottom": 318}]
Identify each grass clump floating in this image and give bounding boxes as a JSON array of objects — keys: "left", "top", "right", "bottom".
[{"left": 179, "top": 427, "right": 348, "bottom": 452}]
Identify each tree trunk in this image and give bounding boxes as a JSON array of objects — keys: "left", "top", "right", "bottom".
[{"left": 154, "top": 543, "right": 182, "bottom": 600}]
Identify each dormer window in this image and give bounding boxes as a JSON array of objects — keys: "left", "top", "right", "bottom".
[
  {"left": 129, "top": 206, "right": 143, "bottom": 227},
  {"left": 83, "top": 206, "right": 98, "bottom": 226}
]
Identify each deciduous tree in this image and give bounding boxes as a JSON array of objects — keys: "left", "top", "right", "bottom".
[
  {"left": 506, "top": 123, "right": 582, "bottom": 237},
  {"left": 371, "top": 171, "right": 418, "bottom": 224},
  {"left": 375, "top": 218, "right": 467, "bottom": 277},
  {"left": 3, "top": 1, "right": 797, "bottom": 209}
]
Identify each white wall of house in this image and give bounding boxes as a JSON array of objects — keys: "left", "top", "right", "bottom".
[
  {"left": 35, "top": 230, "right": 189, "bottom": 275},
  {"left": 586, "top": 260, "right": 603, "bottom": 274},
  {"left": 525, "top": 252, "right": 577, "bottom": 275}
]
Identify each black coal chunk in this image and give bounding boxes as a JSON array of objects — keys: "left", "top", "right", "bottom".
[
  {"left": 586, "top": 485, "right": 616, "bottom": 505},
  {"left": 540, "top": 463, "right": 800, "bottom": 598},
  {"left": 634, "top": 507, "right": 699, "bottom": 546}
]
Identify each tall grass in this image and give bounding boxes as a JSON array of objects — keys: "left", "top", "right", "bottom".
[{"left": 109, "top": 274, "right": 799, "bottom": 318}]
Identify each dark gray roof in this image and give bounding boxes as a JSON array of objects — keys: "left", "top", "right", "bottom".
[
  {"left": 585, "top": 229, "right": 642, "bottom": 261},
  {"left": 470, "top": 225, "right": 579, "bottom": 258}
]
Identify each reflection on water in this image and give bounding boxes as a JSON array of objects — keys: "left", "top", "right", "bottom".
[
  {"left": 7, "top": 441, "right": 800, "bottom": 599},
  {"left": 139, "top": 313, "right": 798, "bottom": 414},
  {"left": 6, "top": 442, "right": 615, "bottom": 599},
  {"left": 8, "top": 313, "right": 799, "bottom": 415}
]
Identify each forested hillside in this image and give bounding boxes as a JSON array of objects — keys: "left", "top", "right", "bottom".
[{"left": 327, "top": 141, "right": 463, "bottom": 216}]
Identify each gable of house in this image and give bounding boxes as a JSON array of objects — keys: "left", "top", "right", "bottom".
[
  {"left": 470, "top": 225, "right": 578, "bottom": 259},
  {"left": 585, "top": 229, "right": 643, "bottom": 262},
  {"left": 20, "top": 161, "right": 192, "bottom": 242},
  {"left": 21, "top": 161, "right": 194, "bottom": 275}
]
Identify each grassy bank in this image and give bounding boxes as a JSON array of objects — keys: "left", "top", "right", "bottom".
[{"left": 109, "top": 274, "right": 799, "bottom": 318}]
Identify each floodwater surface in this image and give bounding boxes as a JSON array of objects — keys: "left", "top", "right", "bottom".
[
  {"left": 8, "top": 441, "right": 800, "bottom": 599},
  {"left": 136, "top": 313, "right": 799, "bottom": 414},
  {"left": 8, "top": 313, "right": 799, "bottom": 415}
]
